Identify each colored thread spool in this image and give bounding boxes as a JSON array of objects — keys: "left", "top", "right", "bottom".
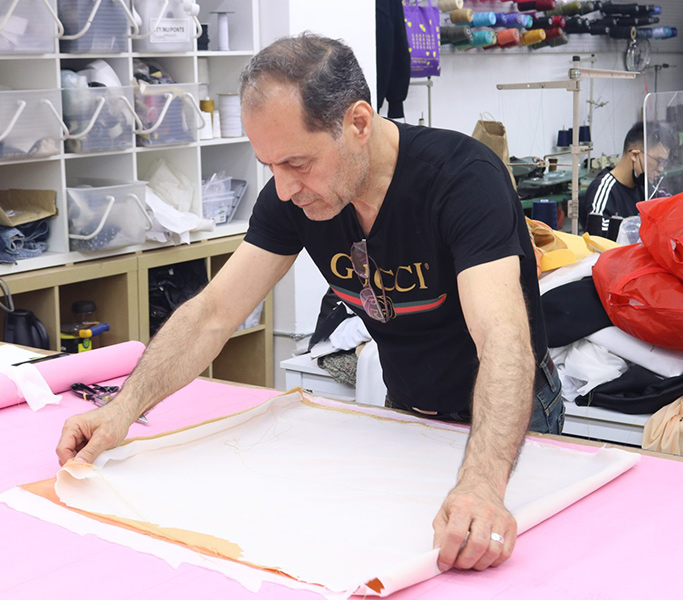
[
  {"left": 521, "top": 29, "right": 546, "bottom": 45},
  {"left": 441, "top": 25, "right": 473, "bottom": 45},
  {"left": 497, "top": 28, "right": 521, "bottom": 47},
  {"left": 610, "top": 26, "right": 637, "bottom": 39},
  {"left": 449, "top": 8, "right": 473, "bottom": 23},
  {"left": 580, "top": 1, "right": 596, "bottom": 15},
  {"left": 544, "top": 27, "right": 564, "bottom": 40},
  {"left": 522, "top": 14, "right": 533, "bottom": 28},
  {"left": 505, "top": 13, "right": 525, "bottom": 28},
  {"left": 603, "top": 3, "right": 660, "bottom": 15},
  {"left": 561, "top": 1, "right": 582, "bottom": 15},
  {"left": 469, "top": 29, "right": 497, "bottom": 47},
  {"left": 579, "top": 125, "right": 591, "bottom": 143},
  {"left": 516, "top": 0, "right": 556, "bottom": 12},
  {"left": 617, "top": 16, "right": 659, "bottom": 26},
  {"left": 652, "top": 26, "right": 676, "bottom": 39},
  {"left": 532, "top": 16, "right": 553, "bottom": 28},
  {"left": 471, "top": 11, "right": 496, "bottom": 27},
  {"left": 557, "top": 129, "right": 571, "bottom": 147},
  {"left": 438, "top": 0, "right": 464, "bottom": 11},
  {"left": 565, "top": 17, "right": 590, "bottom": 34},
  {"left": 546, "top": 32, "right": 569, "bottom": 47},
  {"left": 551, "top": 16, "right": 566, "bottom": 28},
  {"left": 589, "top": 23, "right": 610, "bottom": 35},
  {"left": 531, "top": 200, "right": 558, "bottom": 230},
  {"left": 593, "top": 17, "right": 618, "bottom": 28},
  {"left": 494, "top": 12, "right": 511, "bottom": 27}
]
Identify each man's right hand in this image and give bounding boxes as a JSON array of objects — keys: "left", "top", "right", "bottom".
[{"left": 56, "top": 401, "right": 133, "bottom": 466}]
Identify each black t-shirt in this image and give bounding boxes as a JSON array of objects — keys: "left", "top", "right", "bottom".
[
  {"left": 245, "top": 122, "right": 548, "bottom": 414},
  {"left": 583, "top": 167, "right": 643, "bottom": 233}
]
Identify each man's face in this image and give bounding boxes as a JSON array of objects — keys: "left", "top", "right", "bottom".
[
  {"left": 242, "top": 84, "right": 369, "bottom": 221},
  {"left": 631, "top": 142, "right": 670, "bottom": 183}
]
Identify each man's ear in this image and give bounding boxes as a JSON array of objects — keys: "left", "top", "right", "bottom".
[{"left": 345, "top": 101, "right": 373, "bottom": 145}]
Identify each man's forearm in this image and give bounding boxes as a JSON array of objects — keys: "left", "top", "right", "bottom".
[
  {"left": 109, "top": 292, "right": 236, "bottom": 422},
  {"left": 457, "top": 331, "right": 535, "bottom": 495}
]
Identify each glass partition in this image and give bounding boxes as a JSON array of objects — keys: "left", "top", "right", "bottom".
[{"left": 643, "top": 91, "right": 683, "bottom": 201}]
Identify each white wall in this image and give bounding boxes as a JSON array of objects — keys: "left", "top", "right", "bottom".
[
  {"left": 258, "top": 0, "right": 377, "bottom": 390},
  {"left": 399, "top": 50, "right": 682, "bottom": 160}
]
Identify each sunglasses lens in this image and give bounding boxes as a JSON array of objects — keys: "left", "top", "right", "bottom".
[
  {"left": 350, "top": 242, "right": 369, "bottom": 278},
  {"left": 359, "top": 286, "right": 386, "bottom": 322}
]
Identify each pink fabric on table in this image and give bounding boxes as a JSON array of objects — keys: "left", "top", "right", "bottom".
[
  {"left": 1, "top": 377, "right": 681, "bottom": 599},
  {"left": 0, "top": 341, "right": 146, "bottom": 410}
]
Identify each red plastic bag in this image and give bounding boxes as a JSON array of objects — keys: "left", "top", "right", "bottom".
[
  {"left": 592, "top": 243, "right": 683, "bottom": 350},
  {"left": 638, "top": 192, "right": 683, "bottom": 281}
]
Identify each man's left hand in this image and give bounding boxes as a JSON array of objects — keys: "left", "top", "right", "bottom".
[{"left": 432, "top": 482, "right": 517, "bottom": 571}]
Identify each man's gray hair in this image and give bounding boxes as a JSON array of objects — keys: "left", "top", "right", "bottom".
[{"left": 240, "top": 33, "right": 371, "bottom": 137}]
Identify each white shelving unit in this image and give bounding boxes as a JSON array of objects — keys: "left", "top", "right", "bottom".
[
  {"left": 0, "top": 0, "right": 274, "bottom": 388},
  {"left": 0, "top": 0, "right": 263, "bottom": 276}
]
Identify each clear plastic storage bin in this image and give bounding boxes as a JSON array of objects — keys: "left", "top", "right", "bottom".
[
  {"left": 67, "top": 178, "right": 152, "bottom": 252},
  {"left": 201, "top": 176, "right": 247, "bottom": 225},
  {"left": 0, "top": 89, "right": 64, "bottom": 161},
  {"left": 62, "top": 86, "right": 136, "bottom": 153},
  {"left": 0, "top": 0, "right": 59, "bottom": 54},
  {"left": 135, "top": 82, "right": 202, "bottom": 147},
  {"left": 59, "top": 0, "right": 131, "bottom": 54},
  {"left": 131, "top": 0, "right": 201, "bottom": 53}
]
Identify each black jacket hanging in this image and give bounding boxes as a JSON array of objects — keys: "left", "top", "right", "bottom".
[{"left": 376, "top": 0, "right": 411, "bottom": 119}]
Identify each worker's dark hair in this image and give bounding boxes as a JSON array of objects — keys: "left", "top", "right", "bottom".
[
  {"left": 239, "top": 32, "right": 371, "bottom": 137},
  {"left": 623, "top": 121, "right": 676, "bottom": 153}
]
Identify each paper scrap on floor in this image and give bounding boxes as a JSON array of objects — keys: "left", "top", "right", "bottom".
[{"left": 2, "top": 391, "right": 640, "bottom": 598}]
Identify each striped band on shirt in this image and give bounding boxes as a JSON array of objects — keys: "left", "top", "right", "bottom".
[{"left": 591, "top": 173, "right": 617, "bottom": 231}]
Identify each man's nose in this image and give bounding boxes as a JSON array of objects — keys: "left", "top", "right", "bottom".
[{"left": 272, "top": 165, "right": 303, "bottom": 201}]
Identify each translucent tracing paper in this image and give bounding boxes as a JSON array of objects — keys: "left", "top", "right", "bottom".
[{"left": 8, "top": 392, "right": 639, "bottom": 598}]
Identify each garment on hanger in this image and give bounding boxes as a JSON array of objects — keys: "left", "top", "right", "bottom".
[{"left": 376, "top": 0, "right": 411, "bottom": 119}]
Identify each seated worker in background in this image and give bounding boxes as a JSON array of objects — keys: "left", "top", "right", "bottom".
[
  {"left": 582, "top": 121, "right": 672, "bottom": 233},
  {"left": 56, "top": 34, "right": 563, "bottom": 574}
]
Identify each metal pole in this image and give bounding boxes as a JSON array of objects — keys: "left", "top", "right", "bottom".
[{"left": 570, "top": 56, "right": 581, "bottom": 235}]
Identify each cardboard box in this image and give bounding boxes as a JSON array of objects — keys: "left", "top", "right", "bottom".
[{"left": 0, "top": 189, "right": 57, "bottom": 227}]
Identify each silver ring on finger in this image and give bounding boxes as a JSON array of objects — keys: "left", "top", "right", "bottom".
[{"left": 490, "top": 532, "right": 504, "bottom": 545}]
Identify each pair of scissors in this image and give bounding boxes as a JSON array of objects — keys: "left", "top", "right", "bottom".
[{"left": 70, "top": 382, "right": 149, "bottom": 425}]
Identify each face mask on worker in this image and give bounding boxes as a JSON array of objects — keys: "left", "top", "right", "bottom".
[{"left": 632, "top": 150, "right": 646, "bottom": 189}]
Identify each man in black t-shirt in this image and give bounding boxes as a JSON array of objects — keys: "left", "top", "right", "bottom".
[
  {"left": 582, "top": 121, "right": 672, "bottom": 233},
  {"left": 57, "top": 34, "right": 562, "bottom": 575}
]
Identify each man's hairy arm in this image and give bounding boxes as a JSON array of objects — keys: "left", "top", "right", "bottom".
[
  {"left": 433, "top": 255, "right": 535, "bottom": 571},
  {"left": 56, "top": 242, "right": 296, "bottom": 465}
]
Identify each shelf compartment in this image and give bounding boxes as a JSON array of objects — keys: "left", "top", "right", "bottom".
[
  {"left": 135, "top": 82, "right": 202, "bottom": 147},
  {"left": 59, "top": 0, "right": 131, "bottom": 54},
  {"left": 131, "top": 0, "right": 200, "bottom": 54},
  {"left": 0, "top": 88, "right": 64, "bottom": 161},
  {"left": 66, "top": 178, "right": 150, "bottom": 252},
  {"left": 62, "top": 85, "right": 136, "bottom": 154},
  {"left": 0, "top": 0, "right": 59, "bottom": 55},
  {"left": 59, "top": 271, "right": 137, "bottom": 349},
  {"left": 212, "top": 329, "right": 267, "bottom": 386},
  {"left": 0, "top": 287, "right": 59, "bottom": 350}
]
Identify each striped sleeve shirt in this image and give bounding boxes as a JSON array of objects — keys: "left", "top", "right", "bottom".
[{"left": 584, "top": 167, "right": 643, "bottom": 233}]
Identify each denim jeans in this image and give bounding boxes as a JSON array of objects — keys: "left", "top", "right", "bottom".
[
  {"left": 385, "top": 351, "right": 565, "bottom": 435},
  {"left": 529, "top": 351, "right": 565, "bottom": 435}
]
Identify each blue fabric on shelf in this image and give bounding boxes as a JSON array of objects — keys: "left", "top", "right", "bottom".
[{"left": 0, "top": 219, "right": 50, "bottom": 264}]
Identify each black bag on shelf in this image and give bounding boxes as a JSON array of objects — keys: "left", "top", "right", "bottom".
[{"left": 148, "top": 259, "right": 208, "bottom": 337}]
